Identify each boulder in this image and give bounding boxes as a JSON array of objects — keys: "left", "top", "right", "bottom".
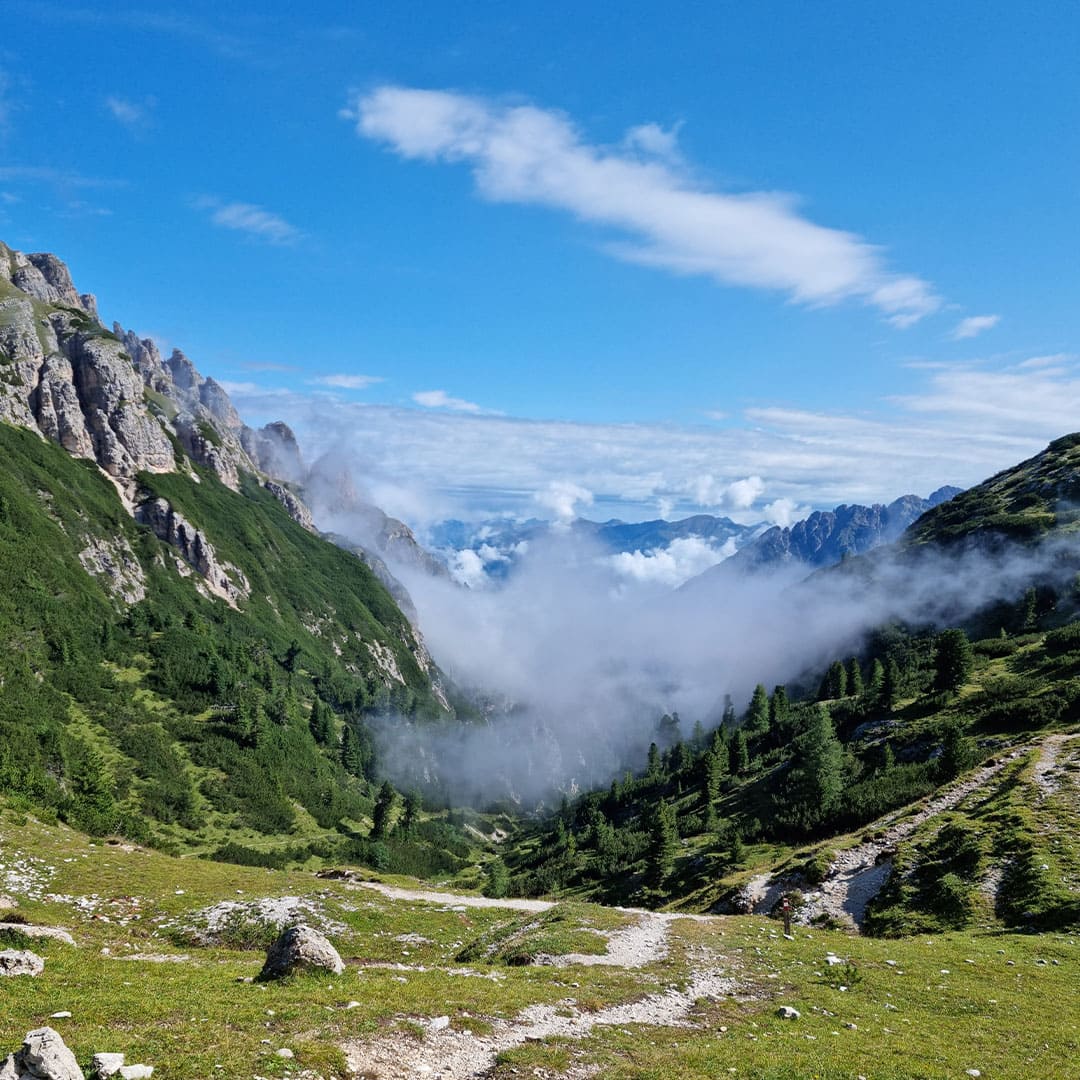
[
  {"left": 258, "top": 924, "right": 344, "bottom": 980},
  {"left": 15, "top": 1027, "right": 85, "bottom": 1080},
  {"left": 776, "top": 1006, "right": 801, "bottom": 1020},
  {"left": 90, "top": 1054, "right": 124, "bottom": 1079},
  {"left": 0, "top": 951, "right": 44, "bottom": 977}
]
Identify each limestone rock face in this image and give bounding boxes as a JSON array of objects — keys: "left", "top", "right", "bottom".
[
  {"left": 33, "top": 355, "right": 95, "bottom": 457},
  {"left": 12, "top": 253, "right": 91, "bottom": 314},
  {"left": 135, "top": 497, "right": 250, "bottom": 605},
  {"left": 258, "top": 924, "right": 344, "bottom": 980},
  {"left": 13, "top": 1027, "right": 84, "bottom": 1080},
  {"left": 264, "top": 480, "right": 315, "bottom": 532},
  {"left": 66, "top": 334, "right": 175, "bottom": 477}
]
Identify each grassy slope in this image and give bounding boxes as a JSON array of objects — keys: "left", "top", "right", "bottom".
[
  {"left": 0, "top": 421, "right": 463, "bottom": 868},
  {"left": 0, "top": 810, "right": 1076, "bottom": 1080}
]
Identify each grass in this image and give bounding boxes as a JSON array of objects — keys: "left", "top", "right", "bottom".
[{"left": 1, "top": 809, "right": 1078, "bottom": 1079}]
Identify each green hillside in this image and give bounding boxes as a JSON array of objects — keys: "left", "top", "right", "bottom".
[
  {"left": 502, "top": 437, "right": 1080, "bottom": 934},
  {"left": 0, "top": 421, "right": 473, "bottom": 876}
]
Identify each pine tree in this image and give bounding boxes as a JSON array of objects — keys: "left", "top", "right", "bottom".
[
  {"left": 371, "top": 780, "right": 399, "bottom": 839},
  {"left": 819, "top": 660, "right": 848, "bottom": 700},
  {"left": 703, "top": 749, "right": 725, "bottom": 802},
  {"left": 769, "top": 685, "right": 790, "bottom": 742},
  {"left": 784, "top": 707, "right": 844, "bottom": 825},
  {"left": 745, "top": 684, "right": 770, "bottom": 738},
  {"left": 646, "top": 741, "right": 662, "bottom": 778},
  {"left": 645, "top": 799, "right": 679, "bottom": 891},
  {"left": 690, "top": 719, "right": 706, "bottom": 750},
  {"left": 484, "top": 858, "right": 510, "bottom": 899},
  {"left": 731, "top": 729, "right": 750, "bottom": 774},
  {"left": 401, "top": 790, "right": 422, "bottom": 835},
  {"left": 341, "top": 724, "right": 363, "bottom": 776},
  {"left": 309, "top": 698, "right": 334, "bottom": 745},
  {"left": 868, "top": 658, "right": 885, "bottom": 700},
  {"left": 847, "top": 658, "right": 864, "bottom": 698},
  {"left": 933, "top": 629, "right": 974, "bottom": 694}
]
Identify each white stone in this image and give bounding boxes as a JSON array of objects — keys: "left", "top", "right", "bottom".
[
  {"left": 777, "top": 1006, "right": 800, "bottom": 1020},
  {"left": 428, "top": 1016, "right": 451, "bottom": 1032},
  {"left": 275, "top": 1049, "right": 293, "bottom": 1060},
  {"left": 117, "top": 1067, "right": 153, "bottom": 1080},
  {"left": 91, "top": 1053, "right": 125, "bottom": 1078}
]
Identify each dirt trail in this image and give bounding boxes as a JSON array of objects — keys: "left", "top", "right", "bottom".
[
  {"left": 345, "top": 886, "right": 740, "bottom": 1077},
  {"left": 356, "top": 881, "right": 553, "bottom": 913},
  {"left": 747, "top": 746, "right": 1030, "bottom": 928},
  {"left": 1032, "top": 733, "right": 1078, "bottom": 802},
  {"left": 344, "top": 947, "right": 739, "bottom": 1080}
]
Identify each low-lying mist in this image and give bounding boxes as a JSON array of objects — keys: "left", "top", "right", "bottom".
[{"left": 376, "top": 527, "right": 1080, "bottom": 807}]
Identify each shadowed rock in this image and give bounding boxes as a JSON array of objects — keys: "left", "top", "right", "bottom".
[{"left": 258, "top": 924, "right": 344, "bottom": 980}]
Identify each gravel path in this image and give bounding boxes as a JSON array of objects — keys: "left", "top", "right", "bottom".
[
  {"left": 344, "top": 888, "right": 740, "bottom": 1077},
  {"left": 750, "top": 746, "right": 1030, "bottom": 928},
  {"left": 343, "top": 958, "right": 740, "bottom": 1079},
  {"left": 1031, "top": 733, "right": 1077, "bottom": 802},
  {"left": 356, "top": 882, "right": 554, "bottom": 913}
]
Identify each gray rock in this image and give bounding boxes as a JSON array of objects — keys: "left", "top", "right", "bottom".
[
  {"left": 258, "top": 925, "right": 344, "bottom": 980},
  {"left": 0, "top": 1056, "right": 18, "bottom": 1080},
  {"left": 135, "top": 497, "right": 250, "bottom": 604},
  {"left": 0, "top": 925, "right": 74, "bottom": 947},
  {"left": 90, "top": 1054, "right": 124, "bottom": 1079},
  {"left": 116, "top": 1067, "right": 152, "bottom": 1080},
  {"left": 776, "top": 1006, "right": 800, "bottom": 1020},
  {"left": 264, "top": 481, "right": 315, "bottom": 532},
  {"left": 16, "top": 1027, "right": 85, "bottom": 1080},
  {"left": 0, "top": 951, "right": 45, "bottom": 977}
]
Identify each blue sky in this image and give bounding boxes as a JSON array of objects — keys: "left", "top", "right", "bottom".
[{"left": 3, "top": 2, "right": 1080, "bottom": 525}]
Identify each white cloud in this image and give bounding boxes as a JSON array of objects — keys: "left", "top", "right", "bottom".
[
  {"left": 608, "top": 535, "right": 736, "bottom": 588},
  {"left": 623, "top": 121, "right": 682, "bottom": 160},
  {"left": 313, "top": 374, "right": 383, "bottom": 390},
  {"left": 689, "top": 474, "right": 765, "bottom": 511},
  {"left": 224, "top": 355, "right": 1080, "bottom": 527},
  {"left": 950, "top": 313, "right": 1000, "bottom": 340},
  {"left": 194, "top": 196, "right": 302, "bottom": 245},
  {"left": 448, "top": 547, "right": 488, "bottom": 588},
  {"left": 535, "top": 480, "right": 594, "bottom": 524},
  {"left": 350, "top": 85, "right": 940, "bottom": 325},
  {"left": 761, "top": 498, "right": 808, "bottom": 527},
  {"left": 105, "top": 95, "right": 154, "bottom": 130},
  {"left": 413, "top": 388, "right": 485, "bottom": 413}
]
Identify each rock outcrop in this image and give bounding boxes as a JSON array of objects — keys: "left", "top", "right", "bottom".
[
  {"left": 135, "top": 497, "right": 249, "bottom": 605},
  {"left": 2, "top": 1027, "right": 83, "bottom": 1080},
  {"left": 0, "top": 950, "right": 44, "bottom": 977},
  {"left": 258, "top": 924, "right": 345, "bottom": 980}
]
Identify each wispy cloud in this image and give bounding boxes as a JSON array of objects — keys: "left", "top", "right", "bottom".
[
  {"left": 950, "top": 313, "right": 1000, "bottom": 340},
  {"left": 105, "top": 94, "right": 155, "bottom": 131},
  {"left": 0, "top": 165, "right": 123, "bottom": 191},
  {"left": 348, "top": 85, "right": 940, "bottom": 326},
  {"left": 312, "top": 373, "right": 383, "bottom": 390},
  {"left": 413, "top": 388, "right": 486, "bottom": 413},
  {"left": 193, "top": 196, "right": 303, "bottom": 245}
]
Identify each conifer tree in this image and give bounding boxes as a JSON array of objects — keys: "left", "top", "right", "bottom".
[
  {"left": 371, "top": 780, "right": 399, "bottom": 839},
  {"left": 847, "top": 658, "right": 864, "bottom": 698},
  {"left": 401, "top": 790, "right": 422, "bottom": 835},
  {"left": 933, "top": 629, "right": 974, "bottom": 694},
  {"left": 731, "top": 729, "right": 750, "bottom": 774},
  {"left": 309, "top": 698, "right": 334, "bottom": 745},
  {"left": 769, "top": 685, "right": 790, "bottom": 741},
  {"left": 745, "top": 683, "right": 770, "bottom": 737},
  {"left": 646, "top": 799, "right": 679, "bottom": 890}
]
